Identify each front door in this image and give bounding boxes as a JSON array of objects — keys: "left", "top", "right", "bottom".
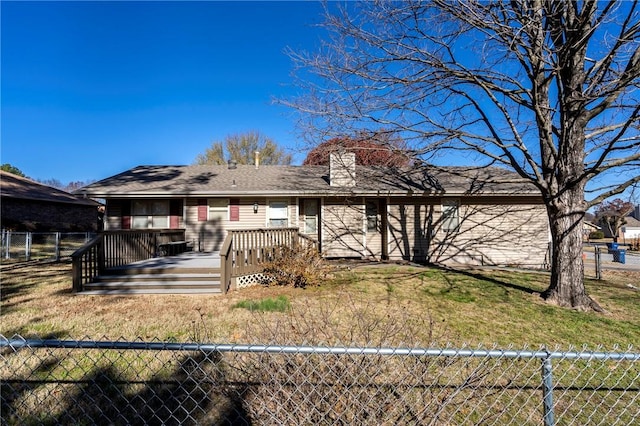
[{"left": 365, "top": 198, "right": 387, "bottom": 259}]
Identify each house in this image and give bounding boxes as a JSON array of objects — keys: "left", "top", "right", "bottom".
[
  {"left": 598, "top": 204, "right": 640, "bottom": 242},
  {"left": 583, "top": 221, "right": 601, "bottom": 240},
  {"left": 78, "top": 153, "right": 550, "bottom": 268},
  {"left": 621, "top": 215, "right": 640, "bottom": 241},
  {"left": 1, "top": 171, "right": 101, "bottom": 232}
]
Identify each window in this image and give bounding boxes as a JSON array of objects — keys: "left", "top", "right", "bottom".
[
  {"left": 366, "top": 200, "right": 378, "bottom": 232},
  {"left": 132, "top": 200, "right": 169, "bottom": 229},
  {"left": 269, "top": 201, "right": 288, "bottom": 228},
  {"left": 209, "top": 199, "right": 228, "bottom": 222},
  {"left": 303, "top": 200, "right": 319, "bottom": 233},
  {"left": 441, "top": 200, "right": 459, "bottom": 231}
]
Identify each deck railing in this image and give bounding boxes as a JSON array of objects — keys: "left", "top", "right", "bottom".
[
  {"left": 102, "top": 229, "right": 185, "bottom": 269},
  {"left": 71, "top": 230, "right": 186, "bottom": 292},
  {"left": 71, "top": 235, "right": 104, "bottom": 292},
  {"left": 220, "top": 228, "right": 319, "bottom": 294},
  {"left": 72, "top": 228, "right": 316, "bottom": 294}
]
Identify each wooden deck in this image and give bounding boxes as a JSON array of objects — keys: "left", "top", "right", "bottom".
[{"left": 81, "top": 252, "right": 222, "bottom": 295}]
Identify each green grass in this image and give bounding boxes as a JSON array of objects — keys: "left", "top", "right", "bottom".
[
  {"left": 325, "top": 265, "right": 640, "bottom": 349},
  {"left": 232, "top": 295, "right": 291, "bottom": 313}
]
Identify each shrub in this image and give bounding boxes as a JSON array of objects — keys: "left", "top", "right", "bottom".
[
  {"left": 589, "top": 231, "right": 604, "bottom": 240},
  {"left": 261, "top": 245, "right": 331, "bottom": 288}
]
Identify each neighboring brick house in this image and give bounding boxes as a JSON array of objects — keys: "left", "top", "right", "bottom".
[
  {"left": 1, "top": 171, "right": 101, "bottom": 231},
  {"left": 79, "top": 153, "right": 551, "bottom": 268}
]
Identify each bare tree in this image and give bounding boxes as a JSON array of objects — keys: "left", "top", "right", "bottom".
[
  {"left": 195, "top": 131, "right": 292, "bottom": 166},
  {"left": 595, "top": 198, "right": 635, "bottom": 242},
  {"left": 286, "top": 0, "right": 640, "bottom": 310}
]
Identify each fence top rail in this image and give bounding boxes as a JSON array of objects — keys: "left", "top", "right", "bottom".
[
  {"left": 1, "top": 231, "right": 94, "bottom": 236},
  {"left": 1, "top": 337, "right": 638, "bottom": 361}
]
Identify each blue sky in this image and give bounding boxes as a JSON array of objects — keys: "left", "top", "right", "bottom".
[{"left": 1, "top": 1, "right": 326, "bottom": 183}]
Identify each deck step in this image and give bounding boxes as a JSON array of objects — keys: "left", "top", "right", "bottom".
[
  {"left": 83, "top": 279, "right": 221, "bottom": 295},
  {"left": 85, "top": 280, "right": 220, "bottom": 288},
  {"left": 80, "top": 287, "right": 222, "bottom": 295},
  {"left": 95, "top": 273, "right": 220, "bottom": 283},
  {"left": 106, "top": 267, "right": 220, "bottom": 276},
  {"left": 82, "top": 253, "right": 223, "bottom": 294}
]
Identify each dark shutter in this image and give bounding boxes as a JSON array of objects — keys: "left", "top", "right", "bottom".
[
  {"left": 120, "top": 200, "right": 131, "bottom": 230},
  {"left": 197, "top": 199, "right": 208, "bottom": 222},
  {"left": 170, "top": 200, "right": 182, "bottom": 229},
  {"left": 230, "top": 198, "right": 240, "bottom": 221}
]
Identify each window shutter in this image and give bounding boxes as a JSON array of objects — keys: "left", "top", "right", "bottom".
[
  {"left": 197, "top": 199, "right": 208, "bottom": 222},
  {"left": 230, "top": 198, "right": 240, "bottom": 221},
  {"left": 120, "top": 200, "right": 131, "bottom": 230},
  {"left": 170, "top": 200, "right": 182, "bottom": 229}
]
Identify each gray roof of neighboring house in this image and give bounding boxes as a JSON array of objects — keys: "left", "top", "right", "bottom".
[
  {"left": 623, "top": 216, "right": 640, "bottom": 228},
  {"left": 78, "top": 164, "right": 540, "bottom": 198},
  {"left": 1, "top": 171, "right": 99, "bottom": 206}
]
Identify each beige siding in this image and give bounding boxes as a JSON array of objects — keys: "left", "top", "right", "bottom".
[
  {"left": 387, "top": 196, "right": 549, "bottom": 268},
  {"left": 185, "top": 197, "right": 300, "bottom": 252},
  {"left": 322, "top": 197, "right": 365, "bottom": 257},
  {"left": 185, "top": 198, "right": 267, "bottom": 251},
  {"left": 387, "top": 199, "right": 438, "bottom": 262}
]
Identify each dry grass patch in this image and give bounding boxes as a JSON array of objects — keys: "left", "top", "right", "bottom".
[{"left": 1, "top": 261, "right": 639, "bottom": 349}]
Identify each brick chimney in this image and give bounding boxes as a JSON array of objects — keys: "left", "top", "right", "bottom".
[{"left": 329, "top": 151, "right": 356, "bottom": 187}]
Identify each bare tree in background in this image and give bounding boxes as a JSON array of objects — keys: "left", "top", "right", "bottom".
[
  {"left": 195, "top": 131, "right": 292, "bottom": 166},
  {"left": 595, "top": 198, "right": 635, "bottom": 242},
  {"left": 285, "top": 1, "right": 640, "bottom": 310}
]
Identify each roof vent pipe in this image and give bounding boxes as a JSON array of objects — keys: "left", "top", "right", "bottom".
[{"left": 255, "top": 151, "right": 260, "bottom": 169}]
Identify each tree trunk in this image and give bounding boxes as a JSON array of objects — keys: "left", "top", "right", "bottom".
[{"left": 541, "top": 188, "right": 603, "bottom": 312}]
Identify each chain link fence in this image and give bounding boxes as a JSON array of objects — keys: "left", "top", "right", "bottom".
[
  {"left": 1, "top": 336, "right": 638, "bottom": 425},
  {"left": 1, "top": 231, "right": 94, "bottom": 263}
]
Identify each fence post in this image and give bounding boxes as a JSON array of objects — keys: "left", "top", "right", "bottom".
[
  {"left": 542, "top": 354, "right": 555, "bottom": 426},
  {"left": 55, "top": 232, "right": 61, "bottom": 261},
  {"left": 3, "top": 230, "right": 9, "bottom": 260},
  {"left": 595, "top": 246, "right": 602, "bottom": 280},
  {"left": 25, "top": 232, "right": 32, "bottom": 261}
]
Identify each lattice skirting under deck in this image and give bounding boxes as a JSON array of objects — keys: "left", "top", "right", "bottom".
[{"left": 232, "top": 273, "right": 266, "bottom": 289}]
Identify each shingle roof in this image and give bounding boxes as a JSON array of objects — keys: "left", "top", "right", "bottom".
[
  {"left": 1, "top": 171, "right": 99, "bottom": 206},
  {"left": 624, "top": 216, "right": 640, "bottom": 227},
  {"left": 79, "top": 164, "right": 538, "bottom": 198}
]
